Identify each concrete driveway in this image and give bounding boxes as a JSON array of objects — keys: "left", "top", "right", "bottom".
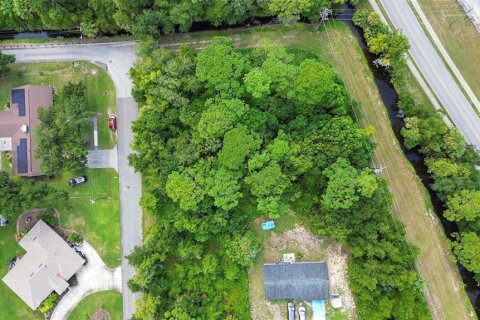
[
  {"left": 50, "top": 241, "right": 121, "bottom": 320},
  {"left": 87, "top": 147, "right": 118, "bottom": 171},
  {"left": 2, "top": 42, "right": 142, "bottom": 319}
]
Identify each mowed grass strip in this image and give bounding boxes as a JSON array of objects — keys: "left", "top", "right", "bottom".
[
  {"left": 68, "top": 291, "right": 122, "bottom": 320},
  {"left": 0, "top": 61, "right": 117, "bottom": 148},
  {"left": 418, "top": 0, "right": 480, "bottom": 103},
  {"left": 153, "top": 22, "right": 475, "bottom": 317}
]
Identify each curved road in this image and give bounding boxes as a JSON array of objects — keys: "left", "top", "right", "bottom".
[
  {"left": 379, "top": 0, "right": 480, "bottom": 148},
  {"left": 3, "top": 42, "right": 141, "bottom": 319}
]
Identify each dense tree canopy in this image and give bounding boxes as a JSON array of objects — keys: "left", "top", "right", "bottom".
[
  {"left": 128, "top": 38, "right": 429, "bottom": 319},
  {"left": 0, "top": 171, "right": 67, "bottom": 219},
  {"left": 35, "top": 82, "right": 90, "bottom": 176},
  {"left": 0, "top": 0, "right": 346, "bottom": 38}
]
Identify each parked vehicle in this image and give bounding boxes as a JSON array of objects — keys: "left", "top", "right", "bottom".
[
  {"left": 287, "top": 302, "right": 295, "bottom": 320},
  {"left": 69, "top": 176, "right": 87, "bottom": 187},
  {"left": 108, "top": 114, "right": 117, "bottom": 131},
  {"left": 298, "top": 305, "right": 306, "bottom": 320}
]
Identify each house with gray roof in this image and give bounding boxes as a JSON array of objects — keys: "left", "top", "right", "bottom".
[
  {"left": 263, "top": 261, "right": 329, "bottom": 301},
  {"left": 0, "top": 85, "right": 53, "bottom": 176},
  {"left": 2, "top": 220, "right": 85, "bottom": 310}
]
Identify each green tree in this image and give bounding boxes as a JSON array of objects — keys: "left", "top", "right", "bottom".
[
  {"left": 0, "top": 50, "right": 15, "bottom": 75},
  {"left": 35, "top": 82, "right": 90, "bottom": 176},
  {"left": 244, "top": 68, "right": 271, "bottom": 99},
  {"left": 444, "top": 190, "right": 480, "bottom": 224},
  {"left": 225, "top": 231, "right": 261, "bottom": 267},
  {"left": 294, "top": 59, "right": 348, "bottom": 115},
  {"left": 196, "top": 37, "right": 247, "bottom": 96},
  {"left": 451, "top": 232, "right": 480, "bottom": 274},
  {"left": 218, "top": 126, "right": 261, "bottom": 170},
  {"left": 322, "top": 158, "right": 378, "bottom": 210}
]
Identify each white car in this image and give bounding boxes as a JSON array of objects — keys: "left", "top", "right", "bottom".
[{"left": 298, "top": 305, "right": 306, "bottom": 320}]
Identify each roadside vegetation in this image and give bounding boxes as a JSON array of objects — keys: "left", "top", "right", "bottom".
[
  {"left": 0, "top": 61, "right": 117, "bottom": 149},
  {"left": 354, "top": 7, "right": 479, "bottom": 317},
  {"left": 68, "top": 291, "right": 122, "bottom": 320},
  {"left": 0, "top": 0, "right": 346, "bottom": 38},
  {"left": 127, "top": 36, "right": 429, "bottom": 319}
]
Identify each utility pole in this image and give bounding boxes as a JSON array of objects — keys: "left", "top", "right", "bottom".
[
  {"left": 320, "top": 8, "right": 333, "bottom": 22},
  {"left": 449, "top": 7, "right": 472, "bottom": 27}
]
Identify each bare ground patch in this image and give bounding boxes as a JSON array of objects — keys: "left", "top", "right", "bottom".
[{"left": 249, "top": 224, "right": 355, "bottom": 320}]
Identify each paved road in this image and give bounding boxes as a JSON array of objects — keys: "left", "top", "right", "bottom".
[
  {"left": 2, "top": 42, "right": 141, "bottom": 319},
  {"left": 379, "top": 0, "right": 480, "bottom": 148},
  {"left": 51, "top": 241, "right": 122, "bottom": 320}
]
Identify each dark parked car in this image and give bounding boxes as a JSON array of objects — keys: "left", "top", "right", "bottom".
[
  {"left": 288, "top": 302, "right": 295, "bottom": 320},
  {"left": 69, "top": 176, "right": 87, "bottom": 187}
]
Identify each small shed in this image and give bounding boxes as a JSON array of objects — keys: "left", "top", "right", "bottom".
[{"left": 263, "top": 262, "right": 329, "bottom": 301}]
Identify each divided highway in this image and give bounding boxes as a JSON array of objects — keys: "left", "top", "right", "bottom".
[
  {"left": 379, "top": 0, "right": 480, "bottom": 148},
  {"left": 2, "top": 42, "right": 141, "bottom": 320}
]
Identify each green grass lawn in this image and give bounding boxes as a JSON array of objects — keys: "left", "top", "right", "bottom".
[
  {"left": 68, "top": 291, "right": 122, "bottom": 320},
  {"left": 48, "top": 168, "right": 121, "bottom": 267},
  {"left": 0, "top": 61, "right": 117, "bottom": 148}
]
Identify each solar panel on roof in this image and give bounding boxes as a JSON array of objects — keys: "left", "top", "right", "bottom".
[
  {"left": 11, "top": 89, "right": 26, "bottom": 117},
  {"left": 17, "top": 138, "right": 28, "bottom": 173}
]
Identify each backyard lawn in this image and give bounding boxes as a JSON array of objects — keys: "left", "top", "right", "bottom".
[
  {"left": 0, "top": 61, "right": 117, "bottom": 148},
  {"left": 68, "top": 291, "right": 122, "bottom": 320}
]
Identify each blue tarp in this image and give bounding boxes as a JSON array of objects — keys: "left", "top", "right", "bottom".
[
  {"left": 312, "top": 300, "right": 326, "bottom": 320},
  {"left": 262, "top": 220, "right": 275, "bottom": 230}
]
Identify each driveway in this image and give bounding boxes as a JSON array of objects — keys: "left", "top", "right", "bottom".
[
  {"left": 50, "top": 241, "right": 121, "bottom": 320},
  {"left": 2, "top": 42, "right": 141, "bottom": 319},
  {"left": 87, "top": 148, "right": 118, "bottom": 171}
]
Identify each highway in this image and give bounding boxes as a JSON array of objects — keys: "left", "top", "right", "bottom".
[
  {"left": 379, "top": 0, "right": 480, "bottom": 148},
  {"left": 2, "top": 42, "right": 141, "bottom": 320}
]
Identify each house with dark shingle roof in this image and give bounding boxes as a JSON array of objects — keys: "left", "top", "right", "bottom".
[
  {"left": 263, "top": 262, "right": 329, "bottom": 301},
  {"left": 0, "top": 85, "right": 53, "bottom": 176}
]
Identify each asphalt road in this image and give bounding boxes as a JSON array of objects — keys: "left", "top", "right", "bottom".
[
  {"left": 379, "top": 0, "right": 480, "bottom": 148},
  {"left": 3, "top": 42, "right": 141, "bottom": 319}
]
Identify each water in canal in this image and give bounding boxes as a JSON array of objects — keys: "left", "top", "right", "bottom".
[{"left": 336, "top": 5, "right": 480, "bottom": 315}]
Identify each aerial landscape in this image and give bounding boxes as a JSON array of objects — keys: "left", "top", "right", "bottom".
[{"left": 1, "top": 0, "right": 480, "bottom": 319}]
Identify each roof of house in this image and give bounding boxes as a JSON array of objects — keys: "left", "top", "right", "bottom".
[
  {"left": 0, "top": 85, "right": 53, "bottom": 176},
  {"left": 263, "top": 262, "right": 329, "bottom": 301},
  {"left": 2, "top": 220, "right": 85, "bottom": 310}
]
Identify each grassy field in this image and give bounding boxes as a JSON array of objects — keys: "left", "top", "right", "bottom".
[
  {"left": 417, "top": 0, "right": 480, "bottom": 103},
  {"left": 68, "top": 291, "right": 122, "bottom": 320},
  {"left": 48, "top": 168, "right": 121, "bottom": 267},
  {"left": 151, "top": 22, "right": 474, "bottom": 318},
  {"left": 0, "top": 61, "right": 117, "bottom": 148}
]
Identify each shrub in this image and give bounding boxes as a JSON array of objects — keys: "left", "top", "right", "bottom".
[
  {"left": 39, "top": 210, "right": 57, "bottom": 227},
  {"left": 38, "top": 292, "right": 58, "bottom": 314},
  {"left": 68, "top": 233, "right": 83, "bottom": 245}
]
